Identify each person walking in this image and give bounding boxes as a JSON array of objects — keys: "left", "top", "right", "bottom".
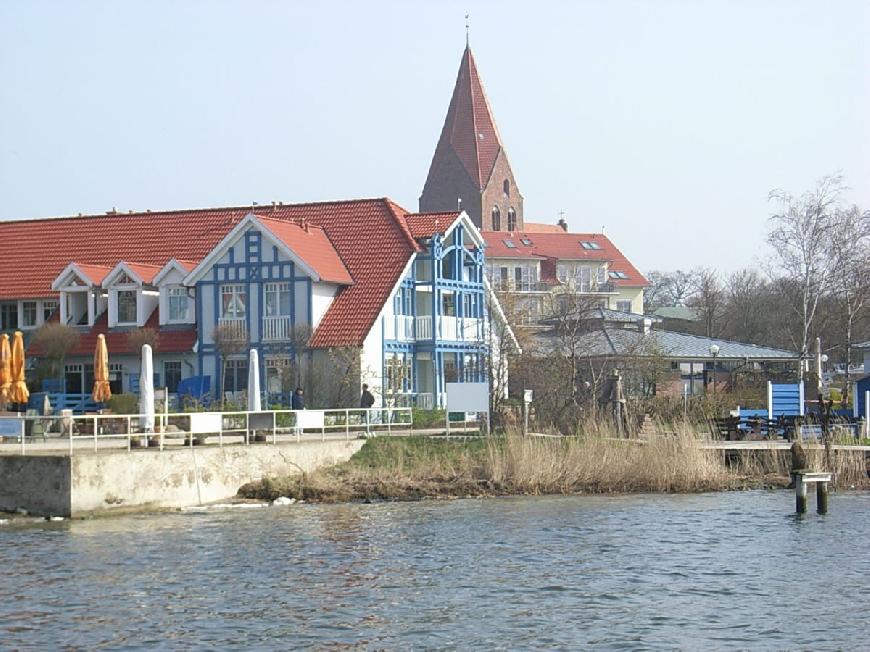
[
  {"left": 360, "top": 384, "right": 375, "bottom": 409},
  {"left": 360, "top": 383, "right": 375, "bottom": 434},
  {"left": 291, "top": 387, "right": 305, "bottom": 410}
]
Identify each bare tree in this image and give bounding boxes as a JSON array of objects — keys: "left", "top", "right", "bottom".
[
  {"left": 31, "top": 323, "right": 81, "bottom": 386},
  {"left": 211, "top": 323, "right": 248, "bottom": 405},
  {"left": 687, "top": 267, "right": 725, "bottom": 338},
  {"left": 126, "top": 327, "right": 160, "bottom": 354},
  {"left": 768, "top": 174, "right": 845, "bottom": 376},
  {"left": 828, "top": 203, "right": 870, "bottom": 386}
]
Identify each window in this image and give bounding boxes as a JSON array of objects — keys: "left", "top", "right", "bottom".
[
  {"left": 109, "top": 363, "right": 123, "bottom": 395},
  {"left": 616, "top": 300, "right": 633, "bottom": 313},
  {"left": 224, "top": 358, "right": 248, "bottom": 393},
  {"left": 609, "top": 271, "right": 628, "bottom": 280},
  {"left": 265, "top": 356, "right": 292, "bottom": 394},
  {"left": 264, "top": 282, "right": 291, "bottom": 317},
  {"left": 521, "top": 238, "right": 533, "bottom": 246},
  {"left": 514, "top": 267, "right": 523, "bottom": 290},
  {"left": 1, "top": 303, "right": 18, "bottom": 330},
  {"left": 499, "top": 267, "right": 509, "bottom": 290},
  {"left": 597, "top": 266, "right": 607, "bottom": 286},
  {"left": 441, "top": 293, "right": 456, "bottom": 316},
  {"left": 21, "top": 302, "right": 37, "bottom": 328},
  {"left": 503, "top": 179, "right": 510, "bottom": 197},
  {"left": 221, "top": 284, "right": 247, "bottom": 318},
  {"left": 117, "top": 291, "right": 137, "bottom": 323},
  {"left": 463, "top": 293, "right": 479, "bottom": 318},
  {"left": 168, "top": 287, "right": 189, "bottom": 322},
  {"left": 491, "top": 206, "right": 501, "bottom": 231},
  {"left": 581, "top": 241, "right": 601, "bottom": 250},
  {"left": 386, "top": 355, "right": 413, "bottom": 395},
  {"left": 503, "top": 239, "right": 516, "bottom": 248},
  {"left": 43, "top": 301, "right": 58, "bottom": 322},
  {"left": 507, "top": 208, "right": 517, "bottom": 232},
  {"left": 164, "top": 361, "right": 182, "bottom": 393}
]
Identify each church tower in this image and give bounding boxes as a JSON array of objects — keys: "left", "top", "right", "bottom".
[{"left": 419, "top": 45, "right": 524, "bottom": 232}]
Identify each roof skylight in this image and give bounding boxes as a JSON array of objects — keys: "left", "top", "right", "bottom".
[
  {"left": 503, "top": 239, "right": 516, "bottom": 248},
  {"left": 581, "top": 241, "right": 601, "bottom": 250},
  {"left": 609, "top": 271, "right": 628, "bottom": 279}
]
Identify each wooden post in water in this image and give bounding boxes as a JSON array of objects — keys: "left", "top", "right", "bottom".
[
  {"left": 817, "top": 480, "right": 829, "bottom": 514},
  {"left": 795, "top": 475, "right": 808, "bottom": 514}
]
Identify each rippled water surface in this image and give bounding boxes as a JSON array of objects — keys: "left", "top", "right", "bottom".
[{"left": 2, "top": 491, "right": 869, "bottom": 650}]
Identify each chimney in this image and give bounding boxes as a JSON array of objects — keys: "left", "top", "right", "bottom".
[{"left": 557, "top": 217, "right": 567, "bottom": 232}]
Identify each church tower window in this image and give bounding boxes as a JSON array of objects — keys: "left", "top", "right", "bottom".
[
  {"left": 491, "top": 206, "right": 501, "bottom": 231},
  {"left": 503, "top": 179, "right": 510, "bottom": 197},
  {"left": 507, "top": 208, "right": 517, "bottom": 231}
]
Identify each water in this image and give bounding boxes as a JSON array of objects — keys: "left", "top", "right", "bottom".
[{"left": 2, "top": 491, "right": 869, "bottom": 650}]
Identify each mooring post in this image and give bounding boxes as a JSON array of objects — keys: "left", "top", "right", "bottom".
[
  {"left": 817, "top": 481, "right": 829, "bottom": 514},
  {"left": 796, "top": 475, "right": 808, "bottom": 514}
]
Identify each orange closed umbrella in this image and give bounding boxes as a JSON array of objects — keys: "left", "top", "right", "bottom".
[
  {"left": 92, "top": 334, "right": 112, "bottom": 403},
  {"left": 0, "top": 334, "right": 11, "bottom": 404},
  {"left": 9, "top": 331, "right": 29, "bottom": 405}
]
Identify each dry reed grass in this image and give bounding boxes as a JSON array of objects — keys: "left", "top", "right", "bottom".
[{"left": 238, "top": 421, "right": 870, "bottom": 502}]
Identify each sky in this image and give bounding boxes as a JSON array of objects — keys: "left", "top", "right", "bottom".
[{"left": 1, "top": 1, "right": 868, "bottom": 275}]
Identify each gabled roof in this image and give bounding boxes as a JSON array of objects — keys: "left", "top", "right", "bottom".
[
  {"left": 404, "top": 212, "right": 462, "bottom": 239},
  {"left": 425, "top": 45, "right": 504, "bottom": 190},
  {"left": 1, "top": 198, "right": 421, "bottom": 348},
  {"left": 256, "top": 215, "right": 352, "bottom": 285},
  {"left": 102, "top": 262, "right": 163, "bottom": 287},
  {"left": 51, "top": 263, "right": 114, "bottom": 290},
  {"left": 153, "top": 259, "right": 197, "bottom": 286},
  {"left": 482, "top": 231, "right": 648, "bottom": 287}
]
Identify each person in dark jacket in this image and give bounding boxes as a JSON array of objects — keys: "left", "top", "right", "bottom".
[
  {"left": 291, "top": 387, "right": 305, "bottom": 410},
  {"left": 360, "top": 384, "right": 375, "bottom": 409}
]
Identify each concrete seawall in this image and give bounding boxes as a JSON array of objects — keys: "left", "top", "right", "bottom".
[{"left": 0, "top": 440, "right": 364, "bottom": 517}]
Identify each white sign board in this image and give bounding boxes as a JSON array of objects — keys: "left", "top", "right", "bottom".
[
  {"left": 296, "top": 410, "right": 325, "bottom": 429},
  {"left": 446, "top": 382, "right": 489, "bottom": 413}
]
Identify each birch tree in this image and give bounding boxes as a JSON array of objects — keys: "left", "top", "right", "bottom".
[{"left": 767, "top": 174, "right": 845, "bottom": 375}]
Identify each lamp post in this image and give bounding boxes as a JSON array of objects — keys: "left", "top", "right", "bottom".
[{"left": 709, "top": 344, "right": 720, "bottom": 399}]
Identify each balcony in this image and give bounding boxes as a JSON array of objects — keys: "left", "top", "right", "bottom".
[
  {"left": 438, "top": 316, "right": 483, "bottom": 342},
  {"left": 492, "top": 280, "right": 550, "bottom": 292},
  {"left": 383, "top": 315, "right": 415, "bottom": 341},
  {"left": 262, "top": 315, "right": 292, "bottom": 341},
  {"left": 415, "top": 316, "right": 433, "bottom": 339},
  {"left": 217, "top": 317, "right": 247, "bottom": 340}
]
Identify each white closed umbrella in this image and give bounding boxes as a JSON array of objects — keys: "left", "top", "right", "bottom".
[
  {"left": 247, "top": 348, "right": 261, "bottom": 412},
  {"left": 139, "top": 344, "right": 155, "bottom": 432}
]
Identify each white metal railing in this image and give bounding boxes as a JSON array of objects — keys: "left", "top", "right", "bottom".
[
  {"left": 440, "top": 316, "right": 457, "bottom": 340},
  {"left": 0, "top": 407, "right": 418, "bottom": 456},
  {"left": 415, "top": 316, "right": 432, "bottom": 339},
  {"left": 262, "top": 315, "right": 292, "bottom": 341},
  {"left": 416, "top": 393, "right": 434, "bottom": 409},
  {"left": 217, "top": 317, "right": 247, "bottom": 339}
]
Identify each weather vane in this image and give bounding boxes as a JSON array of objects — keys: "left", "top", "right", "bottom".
[{"left": 465, "top": 13, "right": 470, "bottom": 46}]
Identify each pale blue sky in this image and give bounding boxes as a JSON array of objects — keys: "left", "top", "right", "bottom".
[{"left": 1, "top": 1, "right": 867, "bottom": 273}]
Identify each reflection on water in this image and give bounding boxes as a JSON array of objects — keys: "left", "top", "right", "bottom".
[{"left": 2, "top": 491, "right": 869, "bottom": 650}]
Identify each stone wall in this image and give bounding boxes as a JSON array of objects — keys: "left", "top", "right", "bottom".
[{"left": 1, "top": 440, "right": 364, "bottom": 517}]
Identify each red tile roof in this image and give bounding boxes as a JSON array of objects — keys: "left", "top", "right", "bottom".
[
  {"left": 403, "top": 212, "right": 461, "bottom": 239},
  {"left": 482, "top": 231, "right": 648, "bottom": 287},
  {"left": 75, "top": 264, "right": 114, "bottom": 286},
  {"left": 427, "top": 46, "right": 503, "bottom": 189},
  {"left": 256, "top": 216, "right": 353, "bottom": 285},
  {"left": 524, "top": 222, "right": 566, "bottom": 234},
  {"left": 120, "top": 262, "right": 163, "bottom": 285},
  {"left": 1, "top": 198, "right": 421, "bottom": 348}
]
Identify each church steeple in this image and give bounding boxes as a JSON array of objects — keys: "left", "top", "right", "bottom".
[{"left": 419, "top": 45, "right": 524, "bottom": 231}]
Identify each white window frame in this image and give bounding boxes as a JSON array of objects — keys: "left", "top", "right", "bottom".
[
  {"left": 116, "top": 289, "right": 138, "bottom": 324},
  {"left": 167, "top": 286, "right": 189, "bottom": 322},
  {"left": 264, "top": 282, "right": 291, "bottom": 317},
  {"left": 20, "top": 301, "right": 37, "bottom": 329},
  {"left": 220, "top": 284, "right": 247, "bottom": 319}
]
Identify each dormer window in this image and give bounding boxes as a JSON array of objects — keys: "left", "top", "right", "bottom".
[
  {"left": 117, "top": 290, "right": 137, "bottom": 324},
  {"left": 168, "top": 287, "right": 189, "bottom": 322}
]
